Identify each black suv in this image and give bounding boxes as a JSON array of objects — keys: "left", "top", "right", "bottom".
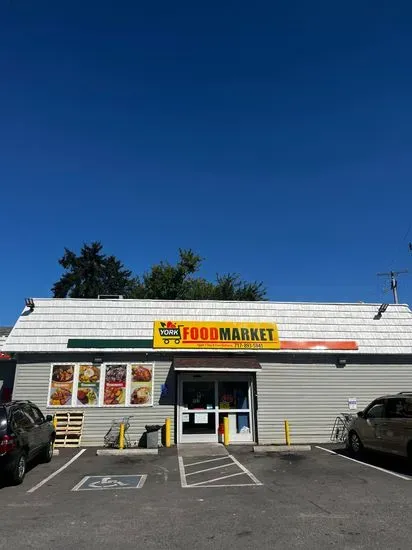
[{"left": 0, "top": 401, "right": 55, "bottom": 485}]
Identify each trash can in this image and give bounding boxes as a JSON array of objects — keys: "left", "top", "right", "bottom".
[{"left": 145, "top": 425, "right": 161, "bottom": 449}]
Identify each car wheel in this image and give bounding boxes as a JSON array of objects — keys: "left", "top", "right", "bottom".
[
  {"left": 407, "top": 441, "right": 412, "bottom": 465},
  {"left": 348, "top": 431, "right": 363, "bottom": 455},
  {"left": 8, "top": 452, "right": 27, "bottom": 485},
  {"left": 39, "top": 438, "right": 54, "bottom": 463}
]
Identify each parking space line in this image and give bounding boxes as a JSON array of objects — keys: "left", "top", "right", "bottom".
[
  {"left": 27, "top": 449, "right": 87, "bottom": 493},
  {"left": 186, "top": 484, "right": 260, "bottom": 488},
  {"left": 186, "top": 462, "right": 236, "bottom": 477},
  {"left": 185, "top": 456, "right": 231, "bottom": 468},
  {"left": 178, "top": 456, "right": 187, "bottom": 488},
  {"left": 190, "top": 471, "right": 245, "bottom": 486},
  {"left": 229, "top": 454, "right": 263, "bottom": 485},
  {"left": 316, "top": 446, "right": 412, "bottom": 481},
  {"left": 179, "top": 452, "right": 262, "bottom": 488}
]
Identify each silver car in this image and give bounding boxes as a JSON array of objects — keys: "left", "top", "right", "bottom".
[{"left": 347, "top": 393, "right": 412, "bottom": 461}]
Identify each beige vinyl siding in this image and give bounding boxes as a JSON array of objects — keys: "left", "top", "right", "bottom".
[
  {"left": 256, "top": 362, "right": 412, "bottom": 444},
  {"left": 13, "top": 360, "right": 175, "bottom": 446}
]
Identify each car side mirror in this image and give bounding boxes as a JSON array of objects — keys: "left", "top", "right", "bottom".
[
  {"left": 357, "top": 411, "right": 364, "bottom": 418},
  {"left": 46, "top": 414, "right": 53, "bottom": 422}
]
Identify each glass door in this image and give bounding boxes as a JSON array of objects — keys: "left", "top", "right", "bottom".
[
  {"left": 178, "top": 374, "right": 255, "bottom": 444},
  {"left": 217, "top": 380, "right": 253, "bottom": 442},
  {"left": 180, "top": 380, "right": 217, "bottom": 442}
]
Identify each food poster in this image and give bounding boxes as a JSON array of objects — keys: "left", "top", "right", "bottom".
[
  {"left": 130, "top": 364, "right": 153, "bottom": 406},
  {"left": 49, "top": 365, "right": 74, "bottom": 406},
  {"left": 104, "top": 365, "right": 127, "bottom": 405},
  {"left": 77, "top": 365, "right": 101, "bottom": 406}
]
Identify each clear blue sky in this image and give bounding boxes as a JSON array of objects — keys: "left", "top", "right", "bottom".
[{"left": 1, "top": 1, "right": 412, "bottom": 325}]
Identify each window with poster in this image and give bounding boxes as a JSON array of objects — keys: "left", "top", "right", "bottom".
[{"left": 47, "top": 363, "right": 154, "bottom": 408}]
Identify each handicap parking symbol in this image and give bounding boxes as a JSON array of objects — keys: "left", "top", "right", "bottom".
[{"left": 72, "top": 475, "right": 147, "bottom": 491}]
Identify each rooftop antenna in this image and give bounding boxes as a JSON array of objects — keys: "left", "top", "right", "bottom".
[{"left": 377, "top": 270, "right": 408, "bottom": 304}]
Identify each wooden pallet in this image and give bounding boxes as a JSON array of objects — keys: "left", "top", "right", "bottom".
[{"left": 54, "top": 412, "right": 84, "bottom": 448}]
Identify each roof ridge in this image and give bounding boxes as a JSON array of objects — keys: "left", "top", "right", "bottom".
[{"left": 26, "top": 298, "right": 411, "bottom": 307}]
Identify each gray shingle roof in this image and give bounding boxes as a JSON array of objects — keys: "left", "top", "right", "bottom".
[
  {"left": 4, "top": 298, "right": 412, "bottom": 354},
  {"left": 0, "top": 327, "right": 12, "bottom": 350}
]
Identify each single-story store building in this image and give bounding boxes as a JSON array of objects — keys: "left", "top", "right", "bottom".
[
  {"left": 0, "top": 327, "right": 16, "bottom": 403},
  {"left": 4, "top": 297, "right": 412, "bottom": 446}
]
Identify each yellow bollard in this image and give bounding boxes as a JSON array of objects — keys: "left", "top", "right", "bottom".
[
  {"left": 165, "top": 417, "right": 171, "bottom": 448},
  {"left": 284, "top": 419, "right": 291, "bottom": 446},
  {"left": 52, "top": 415, "right": 57, "bottom": 452},
  {"left": 223, "top": 416, "right": 230, "bottom": 446},
  {"left": 119, "top": 422, "right": 125, "bottom": 450}
]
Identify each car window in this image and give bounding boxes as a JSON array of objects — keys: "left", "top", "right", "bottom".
[
  {"left": 12, "top": 408, "right": 35, "bottom": 430},
  {"left": 386, "top": 398, "right": 406, "bottom": 419},
  {"left": 365, "top": 401, "right": 386, "bottom": 419},
  {"left": 25, "top": 404, "right": 45, "bottom": 424},
  {"left": 404, "top": 399, "right": 412, "bottom": 418}
]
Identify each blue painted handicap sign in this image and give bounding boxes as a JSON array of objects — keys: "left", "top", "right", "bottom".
[{"left": 72, "top": 475, "right": 147, "bottom": 491}]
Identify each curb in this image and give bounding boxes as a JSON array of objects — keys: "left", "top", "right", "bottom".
[
  {"left": 254, "top": 445, "right": 312, "bottom": 453},
  {"left": 96, "top": 448, "right": 159, "bottom": 456}
]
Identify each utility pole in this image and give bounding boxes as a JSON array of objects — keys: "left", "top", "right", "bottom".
[{"left": 377, "top": 270, "right": 408, "bottom": 304}]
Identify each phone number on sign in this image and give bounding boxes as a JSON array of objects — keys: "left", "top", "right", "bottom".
[{"left": 233, "top": 343, "right": 264, "bottom": 349}]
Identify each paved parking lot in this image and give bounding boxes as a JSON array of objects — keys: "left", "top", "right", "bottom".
[{"left": 2, "top": 444, "right": 412, "bottom": 549}]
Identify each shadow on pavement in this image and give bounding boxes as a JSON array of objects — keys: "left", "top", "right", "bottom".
[
  {"left": 0, "top": 454, "right": 47, "bottom": 489},
  {"left": 278, "top": 453, "right": 307, "bottom": 463},
  {"left": 335, "top": 446, "right": 412, "bottom": 477}
]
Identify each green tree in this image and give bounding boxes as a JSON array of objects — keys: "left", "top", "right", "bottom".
[
  {"left": 213, "top": 273, "right": 266, "bottom": 301},
  {"left": 52, "top": 245, "right": 267, "bottom": 301},
  {"left": 52, "top": 242, "right": 139, "bottom": 298},
  {"left": 136, "top": 249, "right": 266, "bottom": 301},
  {"left": 136, "top": 249, "right": 202, "bottom": 299}
]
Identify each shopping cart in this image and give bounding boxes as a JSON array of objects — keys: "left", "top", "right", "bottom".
[
  {"left": 103, "top": 416, "right": 133, "bottom": 448},
  {"left": 330, "top": 413, "right": 355, "bottom": 443}
]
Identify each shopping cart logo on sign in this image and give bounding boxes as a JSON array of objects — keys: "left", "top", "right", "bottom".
[{"left": 158, "top": 321, "right": 183, "bottom": 345}]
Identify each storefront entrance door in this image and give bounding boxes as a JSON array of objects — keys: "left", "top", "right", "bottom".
[
  {"left": 178, "top": 374, "right": 254, "bottom": 444},
  {"left": 180, "top": 380, "right": 217, "bottom": 443}
]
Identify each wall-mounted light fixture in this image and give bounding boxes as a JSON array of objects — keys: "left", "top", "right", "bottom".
[
  {"left": 25, "top": 298, "right": 35, "bottom": 311},
  {"left": 336, "top": 357, "right": 346, "bottom": 368},
  {"left": 375, "top": 303, "right": 389, "bottom": 320}
]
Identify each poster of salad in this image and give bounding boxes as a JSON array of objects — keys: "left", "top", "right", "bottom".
[
  {"left": 49, "top": 364, "right": 74, "bottom": 406},
  {"left": 77, "top": 365, "right": 101, "bottom": 406},
  {"left": 104, "top": 364, "right": 126, "bottom": 405},
  {"left": 130, "top": 364, "right": 153, "bottom": 406}
]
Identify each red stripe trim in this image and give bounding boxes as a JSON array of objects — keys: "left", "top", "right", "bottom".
[{"left": 280, "top": 340, "right": 358, "bottom": 350}]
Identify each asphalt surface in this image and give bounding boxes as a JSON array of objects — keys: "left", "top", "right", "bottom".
[{"left": 1, "top": 444, "right": 412, "bottom": 549}]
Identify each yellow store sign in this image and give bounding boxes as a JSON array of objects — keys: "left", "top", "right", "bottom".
[{"left": 153, "top": 321, "right": 280, "bottom": 350}]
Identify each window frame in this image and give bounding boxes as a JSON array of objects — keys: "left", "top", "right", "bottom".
[
  {"left": 11, "top": 406, "right": 35, "bottom": 430},
  {"left": 364, "top": 399, "right": 387, "bottom": 419},
  {"left": 386, "top": 397, "right": 407, "bottom": 419},
  {"left": 25, "top": 404, "right": 45, "bottom": 425}
]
